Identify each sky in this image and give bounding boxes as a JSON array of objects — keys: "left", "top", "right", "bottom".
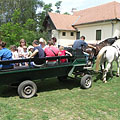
[{"left": 43, "top": 0, "right": 120, "bottom": 14}]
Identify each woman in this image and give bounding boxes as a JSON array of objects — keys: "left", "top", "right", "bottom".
[
  {"left": 0, "top": 42, "right": 13, "bottom": 69},
  {"left": 39, "top": 38, "right": 47, "bottom": 50},
  {"left": 18, "top": 39, "right": 27, "bottom": 58},
  {"left": 44, "top": 40, "right": 59, "bottom": 65}
]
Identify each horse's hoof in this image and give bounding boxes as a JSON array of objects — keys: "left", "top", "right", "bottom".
[
  {"left": 116, "top": 74, "right": 119, "bottom": 77},
  {"left": 103, "top": 80, "right": 107, "bottom": 83}
]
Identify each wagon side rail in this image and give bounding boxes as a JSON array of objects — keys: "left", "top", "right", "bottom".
[{"left": 0, "top": 56, "right": 73, "bottom": 65}]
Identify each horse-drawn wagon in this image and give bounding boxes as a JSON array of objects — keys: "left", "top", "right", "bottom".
[{"left": 0, "top": 49, "right": 93, "bottom": 98}]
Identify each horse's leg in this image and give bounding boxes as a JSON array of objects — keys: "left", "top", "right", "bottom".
[
  {"left": 110, "top": 62, "right": 113, "bottom": 77},
  {"left": 100, "top": 61, "right": 105, "bottom": 73},
  {"left": 103, "top": 62, "right": 111, "bottom": 83},
  {"left": 116, "top": 59, "right": 120, "bottom": 77}
]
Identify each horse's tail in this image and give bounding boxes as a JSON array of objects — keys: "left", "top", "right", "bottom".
[{"left": 96, "top": 47, "right": 107, "bottom": 72}]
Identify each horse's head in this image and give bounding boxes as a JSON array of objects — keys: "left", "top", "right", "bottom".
[
  {"left": 93, "top": 37, "right": 118, "bottom": 56},
  {"left": 85, "top": 44, "right": 97, "bottom": 59}
]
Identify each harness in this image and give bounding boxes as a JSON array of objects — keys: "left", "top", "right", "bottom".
[{"left": 112, "top": 45, "right": 120, "bottom": 55}]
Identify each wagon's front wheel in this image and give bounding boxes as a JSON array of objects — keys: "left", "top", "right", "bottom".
[
  {"left": 80, "top": 74, "right": 92, "bottom": 89},
  {"left": 18, "top": 80, "right": 37, "bottom": 99}
]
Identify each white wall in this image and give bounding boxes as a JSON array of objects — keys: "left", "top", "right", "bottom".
[
  {"left": 75, "top": 21, "right": 120, "bottom": 44},
  {"left": 51, "top": 21, "right": 120, "bottom": 46},
  {"left": 52, "top": 30, "right": 76, "bottom": 46},
  {"left": 113, "top": 21, "right": 120, "bottom": 38}
]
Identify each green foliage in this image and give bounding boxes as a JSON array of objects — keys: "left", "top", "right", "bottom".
[
  {"left": 11, "top": 9, "right": 21, "bottom": 24},
  {"left": 0, "top": 22, "right": 23, "bottom": 46},
  {"left": 24, "top": 19, "right": 36, "bottom": 31},
  {"left": 0, "top": 0, "right": 67, "bottom": 48},
  {"left": 43, "top": 3, "right": 53, "bottom": 13},
  {"left": 55, "top": 1, "right": 62, "bottom": 13},
  {"left": 64, "top": 12, "right": 70, "bottom": 15},
  {"left": 0, "top": 8, "right": 49, "bottom": 47},
  {"left": 0, "top": 0, "right": 44, "bottom": 25}
]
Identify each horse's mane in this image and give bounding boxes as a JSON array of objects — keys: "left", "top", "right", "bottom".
[{"left": 99, "top": 37, "right": 117, "bottom": 46}]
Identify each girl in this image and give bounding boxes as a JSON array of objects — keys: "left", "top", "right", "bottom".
[{"left": 58, "top": 46, "right": 72, "bottom": 63}]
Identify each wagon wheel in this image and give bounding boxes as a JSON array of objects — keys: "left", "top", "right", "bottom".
[
  {"left": 80, "top": 74, "right": 92, "bottom": 89},
  {"left": 18, "top": 80, "right": 37, "bottom": 99}
]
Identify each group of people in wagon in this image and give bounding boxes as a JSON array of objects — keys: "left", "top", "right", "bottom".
[
  {"left": 0, "top": 37, "right": 72, "bottom": 70},
  {"left": 0, "top": 36, "right": 96, "bottom": 70}
]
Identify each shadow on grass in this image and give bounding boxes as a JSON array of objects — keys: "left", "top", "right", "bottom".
[
  {"left": 94, "top": 70, "right": 117, "bottom": 82},
  {"left": 0, "top": 77, "right": 80, "bottom": 98}
]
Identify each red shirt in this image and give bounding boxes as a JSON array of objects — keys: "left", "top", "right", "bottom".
[
  {"left": 58, "top": 50, "right": 67, "bottom": 63},
  {"left": 44, "top": 46, "right": 59, "bottom": 61}
]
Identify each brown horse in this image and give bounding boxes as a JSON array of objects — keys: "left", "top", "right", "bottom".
[{"left": 85, "top": 37, "right": 118, "bottom": 60}]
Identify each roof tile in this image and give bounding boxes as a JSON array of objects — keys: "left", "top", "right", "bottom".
[
  {"left": 48, "top": 12, "right": 79, "bottom": 30},
  {"left": 73, "top": 1, "right": 120, "bottom": 25}
]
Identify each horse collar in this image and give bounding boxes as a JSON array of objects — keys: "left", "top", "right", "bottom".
[{"left": 112, "top": 45, "right": 120, "bottom": 54}]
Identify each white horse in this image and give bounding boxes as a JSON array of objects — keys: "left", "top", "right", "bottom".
[{"left": 96, "top": 42, "right": 120, "bottom": 83}]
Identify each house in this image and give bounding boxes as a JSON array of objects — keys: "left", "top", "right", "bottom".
[{"left": 44, "top": 1, "right": 120, "bottom": 46}]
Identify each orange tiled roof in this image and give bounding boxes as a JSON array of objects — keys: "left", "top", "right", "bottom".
[
  {"left": 48, "top": 12, "right": 79, "bottom": 31},
  {"left": 48, "top": 1, "right": 120, "bottom": 30},
  {"left": 73, "top": 1, "right": 120, "bottom": 26}
]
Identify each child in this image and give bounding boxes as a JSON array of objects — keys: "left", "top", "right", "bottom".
[
  {"left": 10, "top": 45, "right": 19, "bottom": 60},
  {"left": 28, "top": 45, "right": 34, "bottom": 57},
  {"left": 58, "top": 46, "right": 72, "bottom": 63},
  {"left": 10, "top": 45, "right": 19, "bottom": 66},
  {"left": 22, "top": 46, "right": 29, "bottom": 66},
  {"left": 22, "top": 46, "right": 29, "bottom": 58}
]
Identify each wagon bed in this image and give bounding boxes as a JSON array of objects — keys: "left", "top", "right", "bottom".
[{"left": 0, "top": 49, "right": 93, "bottom": 98}]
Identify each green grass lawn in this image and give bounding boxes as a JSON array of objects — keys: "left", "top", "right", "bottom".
[{"left": 0, "top": 64, "right": 120, "bottom": 120}]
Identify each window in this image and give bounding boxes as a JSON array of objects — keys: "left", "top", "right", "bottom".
[
  {"left": 96, "top": 30, "right": 101, "bottom": 40},
  {"left": 62, "top": 32, "right": 66, "bottom": 36},
  {"left": 71, "top": 32, "right": 74, "bottom": 36},
  {"left": 76, "top": 31, "right": 80, "bottom": 39}
]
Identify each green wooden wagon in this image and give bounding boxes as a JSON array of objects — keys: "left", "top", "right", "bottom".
[{"left": 0, "top": 49, "right": 92, "bottom": 98}]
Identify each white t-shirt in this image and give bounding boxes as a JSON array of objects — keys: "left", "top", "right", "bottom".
[
  {"left": 12, "top": 51, "right": 19, "bottom": 59},
  {"left": 18, "top": 46, "right": 24, "bottom": 57}
]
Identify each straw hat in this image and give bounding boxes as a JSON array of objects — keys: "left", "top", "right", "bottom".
[
  {"left": 39, "top": 38, "right": 45, "bottom": 42},
  {"left": 28, "top": 45, "right": 34, "bottom": 50}
]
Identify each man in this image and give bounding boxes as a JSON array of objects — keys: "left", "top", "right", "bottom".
[
  {"left": 73, "top": 36, "right": 96, "bottom": 50},
  {"left": 73, "top": 36, "right": 96, "bottom": 65},
  {"left": 30, "top": 40, "right": 45, "bottom": 66}
]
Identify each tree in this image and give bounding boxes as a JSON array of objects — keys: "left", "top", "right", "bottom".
[
  {"left": 55, "top": 1, "right": 62, "bottom": 13},
  {"left": 37, "top": 3, "right": 53, "bottom": 32},
  {"left": 0, "top": 9, "right": 49, "bottom": 47},
  {"left": 0, "top": 0, "right": 44, "bottom": 28},
  {"left": 64, "top": 12, "right": 70, "bottom": 15}
]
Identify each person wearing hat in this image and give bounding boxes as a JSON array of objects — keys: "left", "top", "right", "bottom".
[
  {"left": 28, "top": 45, "right": 34, "bottom": 57},
  {"left": 39, "top": 38, "right": 47, "bottom": 50}
]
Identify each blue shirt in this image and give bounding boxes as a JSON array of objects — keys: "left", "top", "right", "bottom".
[
  {"left": 0, "top": 48, "right": 13, "bottom": 69},
  {"left": 33, "top": 46, "right": 45, "bottom": 65},
  {"left": 73, "top": 39, "right": 88, "bottom": 50}
]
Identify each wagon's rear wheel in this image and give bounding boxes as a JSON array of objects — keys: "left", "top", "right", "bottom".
[
  {"left": 80, "top": 74, "right": 92, "bottom": 89},
  {"left": 18, "top": 80, "right": 37, "bottom": 99}
]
